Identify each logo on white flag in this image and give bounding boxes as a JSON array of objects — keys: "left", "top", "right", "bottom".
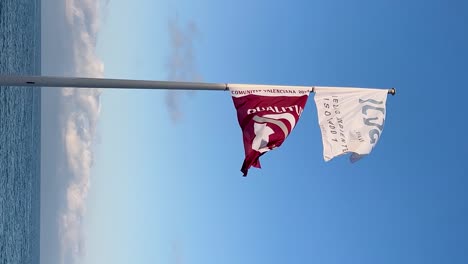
[{"left": 359, "top": 98, "right": 385, "bottom": 144}]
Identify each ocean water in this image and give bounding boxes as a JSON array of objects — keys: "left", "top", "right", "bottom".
[{"left": 0, "top": 0, "right": 41, "bottom": 263}]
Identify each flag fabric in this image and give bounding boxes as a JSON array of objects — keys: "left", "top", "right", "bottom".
[
  {"left": 229, "top": 84, "right": 311, "bottom": 176},
  {"left": 313, "top": 87, "right": 388, "bottom": 162}
]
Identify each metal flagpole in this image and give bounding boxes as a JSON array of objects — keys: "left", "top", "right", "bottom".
[{"left": 0, "top": 75, "right": 396, "bottom": 95}]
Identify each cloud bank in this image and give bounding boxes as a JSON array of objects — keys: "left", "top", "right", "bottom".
[
  {"left": 42, "top": 6, "right": 201, "bottom": 264},
  {"left": 166, "top": 19, "right": 202, "bottom": 122},
  {"left": 56, "top": 0, "right": 104, "bottom": 263}
]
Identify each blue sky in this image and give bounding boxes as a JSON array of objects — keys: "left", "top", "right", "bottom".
[{"left": 42, "top": 0, "right": 468, "bottom": 264}]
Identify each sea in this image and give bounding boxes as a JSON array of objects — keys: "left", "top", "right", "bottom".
[{"left": 0, "top": 0, "right": 41, "bottom": 263}]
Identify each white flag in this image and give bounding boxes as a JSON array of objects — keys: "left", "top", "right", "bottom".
[{"left": 314, "top": 87, "right": 388, "bottom": 162}]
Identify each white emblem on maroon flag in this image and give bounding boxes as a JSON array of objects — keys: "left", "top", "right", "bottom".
[{"left": 229, "top": 84, "right": 311, "bottom": 176}]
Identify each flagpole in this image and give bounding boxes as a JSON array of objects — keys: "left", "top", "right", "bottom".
[{"left": 0, "top": 75, "right": 396, "bottom": 95}]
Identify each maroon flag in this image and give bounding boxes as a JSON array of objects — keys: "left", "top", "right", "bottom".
[{"left": 229, "top": 84, "right": 311, "bottom": 176}]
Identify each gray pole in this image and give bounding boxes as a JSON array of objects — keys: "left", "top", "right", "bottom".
[{"left": 0, "top": 75, "right": 396, "bottom": 95}]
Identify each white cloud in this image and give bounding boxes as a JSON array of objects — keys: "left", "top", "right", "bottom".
[
  {"left": 57, "top": 0, "right": 104, "bottom": 263},
  {"left": 166, "top": 19, "right": 202, "bottom": 122}
]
